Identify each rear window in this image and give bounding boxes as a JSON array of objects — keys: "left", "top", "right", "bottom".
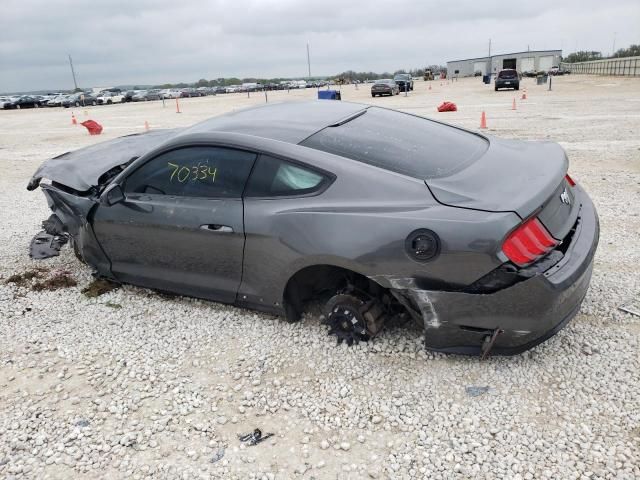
[
  {"left": 498, "top": 70, "right": 517, "bottom": 79},
  {"left": 300, "top": 107, "right": 488, "bottom": 179}
]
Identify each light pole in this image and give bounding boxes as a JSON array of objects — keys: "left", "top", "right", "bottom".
[{"left": 68, "top": 54, "right": 78, "bottom": 91}]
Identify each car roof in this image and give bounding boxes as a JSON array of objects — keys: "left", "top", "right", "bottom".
[{"left": 179, "top": 100, "right": 367, "bottom": 144}]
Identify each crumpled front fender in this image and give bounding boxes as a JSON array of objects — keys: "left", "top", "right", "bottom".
[{"left": 40, "top": 184, "right": 112, "bottom": 277}]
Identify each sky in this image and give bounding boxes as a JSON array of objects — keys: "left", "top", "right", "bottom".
[{"left": 1, "top": 0, "right": 639, "bottom": 93}]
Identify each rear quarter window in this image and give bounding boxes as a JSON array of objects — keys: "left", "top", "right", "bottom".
[
  {"left": 245, "top": 155, "right": 329, "bottom": 197},
  {"left": 300, "top": 107, "right": 488, "bottom": 179}
]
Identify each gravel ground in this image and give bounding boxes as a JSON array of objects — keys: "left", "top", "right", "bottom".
[{"left": 0, "top": 76, "right": 639, "bottom": 479}]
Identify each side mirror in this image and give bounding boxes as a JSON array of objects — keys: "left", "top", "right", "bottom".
[{"left": 101, "top": 183, "right": 125, "bottom": 206}]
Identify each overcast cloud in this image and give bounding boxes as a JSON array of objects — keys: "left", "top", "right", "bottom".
[{"left": 1, "top": 0, "right": 638, "bottom": 92}]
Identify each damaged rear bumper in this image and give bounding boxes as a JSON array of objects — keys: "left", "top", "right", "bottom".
[{"left": 392, "top": 187, "right": 599, "bottom": 356}]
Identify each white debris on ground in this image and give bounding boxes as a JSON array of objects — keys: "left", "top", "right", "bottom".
[{"left": 0, "top": 76, "right": 639, "bottom": 479}]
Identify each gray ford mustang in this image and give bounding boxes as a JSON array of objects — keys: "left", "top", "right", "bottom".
[{"left": 27, "top": 101, "right": 599, "bottom": 356}]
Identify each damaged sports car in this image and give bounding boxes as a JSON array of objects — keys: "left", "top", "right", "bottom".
[{"left": 27, "top": 101, "right": 599, "bottom": 356}]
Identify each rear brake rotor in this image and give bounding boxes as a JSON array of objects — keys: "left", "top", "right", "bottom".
[{"left": 323, "top": 296, "right": 370, "bottom": 346}]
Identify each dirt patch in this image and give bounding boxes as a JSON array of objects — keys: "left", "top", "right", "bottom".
[
  {"left": 82, "top": 278, "right": 120, "bottom": 298},
  {"left": 32, "top": 270, "right": 77, "bottom": 291},
  {"left": 5, "top": 267, "right": 49, "bottom": 287}
]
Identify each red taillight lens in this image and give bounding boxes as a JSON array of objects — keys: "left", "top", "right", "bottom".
[
  {"left": 565, "top": 173, "right": 576, "bottom": 186},
  {"left": 502, "top": 217, "right": 559, "bottom": 266}
]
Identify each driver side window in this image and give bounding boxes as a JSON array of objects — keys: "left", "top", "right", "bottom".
[{"left": 124, "top": 146, "right": 256, "bottom": 198}]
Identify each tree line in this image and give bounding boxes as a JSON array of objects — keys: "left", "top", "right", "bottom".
[{"left": 563, "top": 44, "right": 640, "bottom": 63}]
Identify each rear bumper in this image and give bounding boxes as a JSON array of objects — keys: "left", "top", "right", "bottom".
[
  {"left": 495, "top": 80, "right": 519, "bottom": 88},
  {"left": 406, "top": 186, "right": 599, "bottom": 355}
]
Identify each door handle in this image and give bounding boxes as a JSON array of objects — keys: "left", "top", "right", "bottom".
[{"left": 200, "top": 224, "right": 234, "bottom": 233}]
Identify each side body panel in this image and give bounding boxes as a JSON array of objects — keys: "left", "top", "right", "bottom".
[{"left": 92, "top": 195, "right": 245, "bottom": 303}]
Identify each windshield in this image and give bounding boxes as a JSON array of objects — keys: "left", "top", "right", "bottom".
[
  {"left": 301, "top": 107, "right": 488, "bottom": 179},
  {"left": 498, "top": 70, "right": 518, "bottom": 79}
]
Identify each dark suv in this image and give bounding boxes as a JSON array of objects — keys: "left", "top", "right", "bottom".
[
  {"left": 393, "top": 73, "right": 414, "bottom": 92},
  {"left": 495, "top": 69, "right": 520, "bottom": 91}
]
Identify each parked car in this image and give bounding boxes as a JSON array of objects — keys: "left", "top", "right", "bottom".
[
  {"left": 495, "top": 69, "right": 521, "bottom": 91},
  {"left": 371, "top": 79, "right": 399, "bottom": 97},
  {"left": 145, "top": 89, "right": 163, "bottom": 101},
  {"left": 4, "top": 95, "right": 43, "bottom": 109},
  {"left": 132, "top": 90, "right": 161, "bottom": 101},
  {"left": 35, "top": 95, "right": 53, "bottom": 105},
  {"left": 123, "top": 91, "right": 136, "bottom": 102},
  {"left": 180, "top": 88, "right": 199, "bottom": 98},
  {"left": 0, "top": 96, "right": 13, "bottom": 108},
  {"left": 549, "top": 66, "right": 568, "bottom": 76},
  {"left": 393, "top": 73, "right": 414, "bottom": 92},
  {"left": 46, "top": 94, "right": 67, "bottom": 107},
  {"left": 161, "top": 89, "right": 182, "bottom": 99},
  {"left": 62, "top": 93, "right": 97, "bottom": 108},
  {"left": 97, "top": 91, "right": 124, "bottom": 104},
  {"left": 27, "top": 101, "right": 599, "bottom": 356},
  {"left": 196, "top": 87, "right": 212, "bottom": 96}
]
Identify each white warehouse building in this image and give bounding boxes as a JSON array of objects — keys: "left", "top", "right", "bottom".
[{"left": 447, "top": 49, "right": 562, "bottom": 77}]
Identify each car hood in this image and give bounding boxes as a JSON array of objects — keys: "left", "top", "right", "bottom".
[
  {"left": 426, "top": 135, "right": 568, "bottom": 219},
  {"left": 27, "top": 128, "right": 183, "bottom": 192}
]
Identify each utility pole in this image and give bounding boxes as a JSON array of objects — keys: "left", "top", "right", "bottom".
[
  {"left": 306, "top": 43, "right": 311, "bottom": 79},
  {"left": 488, "top": 39, "right": 492, "bottom": 78},
  {"left": 612, "top": 32, "right": 617, "bottom": 56},
  {"left": 68, "top": 54, "right": 78, "bottom": 91}
]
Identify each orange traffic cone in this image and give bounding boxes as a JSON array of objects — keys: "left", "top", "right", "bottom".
[
  {"left": 521, "top": 89, "right": 527, "bottom": 100},
  {"left": 428, "top": 84, "right": 432, "bottom": 90},
  {"left": 512, "top": 98, "right": 517, "bottom": 110},
  {"left": 144, "top": 120, "right": 150, "bottom": 131},
  {"left": 480, "top": 111, "right": 487, "bottom": 129},
  {"left": 176, "top": 98, "right": 181, "bottom": 114},
  {"left": 71, "top": 112, "right": 77, "bottom": 125}
]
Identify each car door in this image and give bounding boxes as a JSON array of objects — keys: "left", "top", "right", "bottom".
[{"left": 92, "top": 145, "right": 257, "bottom": 303}]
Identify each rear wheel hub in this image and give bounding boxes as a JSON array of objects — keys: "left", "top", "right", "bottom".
[{"left": 323, "top": 294, "right": 371, "bottom": 346}]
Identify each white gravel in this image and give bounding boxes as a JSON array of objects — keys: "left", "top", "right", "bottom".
[{"left": 0, "top": 76, "right": 639, "bottom": 479}]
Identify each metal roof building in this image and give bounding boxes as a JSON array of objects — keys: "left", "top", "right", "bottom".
[{"left": 447, "top": 50, "right": 562, "bottom": 77}]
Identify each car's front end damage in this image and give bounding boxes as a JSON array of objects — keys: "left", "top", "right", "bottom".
[
  {"left": 375, "top": 186, "right": 599, "bottom": 356},
  {"left": 26, "top": 129, "right": 181, "bottom": 266}
]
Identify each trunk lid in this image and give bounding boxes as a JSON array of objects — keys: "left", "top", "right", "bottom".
[
  {"left": 27, "top": 128, "right": 183, "bottom": 192},
  {"left": 426, "top": 136, "right": 577, "bottom": 240}
]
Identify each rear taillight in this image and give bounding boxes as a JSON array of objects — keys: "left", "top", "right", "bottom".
[
  {"left": 565, "top": 173, "right": 576, "bottom": 186},
  {"left": 502, "top": 217, "right": 559, "bottom": 267}
]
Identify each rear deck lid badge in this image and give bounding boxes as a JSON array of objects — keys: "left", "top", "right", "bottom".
[{"left": 560, "top": 188, "right": 571, "bottom": 205}]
